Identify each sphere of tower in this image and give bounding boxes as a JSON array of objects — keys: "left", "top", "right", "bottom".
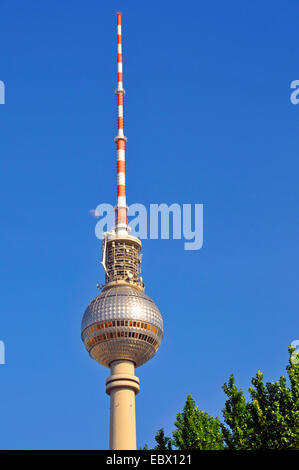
[{"left": 81, "top": 285, "right": 163, "bottom": 368}]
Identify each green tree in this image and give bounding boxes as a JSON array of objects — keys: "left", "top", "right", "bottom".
[
  {"left": 221, "top": 346, "right": 299, "bottom": 449},
  {"left": 140, "top": 444, "right": 149, "bottom": 450},
  {"left": 221, "top": 375, "right": 253, "bottom": 449},
  {"left": 154, "top": 428, "right": 173, "bottom": 450},
  {"left": 172, "top": 394, "right": 225, "bottom": 450},
  {"left": 150, "top": 347, "right": 299, "bottom": 450}
]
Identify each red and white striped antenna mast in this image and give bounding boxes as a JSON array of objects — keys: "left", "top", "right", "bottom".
[
  {"left": 114, "top": 12, "right": 128, "bottom": 234},
  {"left": 100, "top": 12, "right": 144, "bottom": 289}
]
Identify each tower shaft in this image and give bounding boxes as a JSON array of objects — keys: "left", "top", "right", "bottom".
[{"left": 106, "top": 360, "right": 139, "bottom": 450}]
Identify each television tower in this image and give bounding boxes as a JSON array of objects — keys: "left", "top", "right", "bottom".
[{"left": 81, "top": 13, "right": 163, "bottom": 450}]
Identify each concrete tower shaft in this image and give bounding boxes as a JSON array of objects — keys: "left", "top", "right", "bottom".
[{"left": 106, "top": 361, "right": 139, "bottom": 449}]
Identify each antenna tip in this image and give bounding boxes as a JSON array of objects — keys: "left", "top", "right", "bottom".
[{"left": 116, "top": 12, "right": 122, "bottom": 24}]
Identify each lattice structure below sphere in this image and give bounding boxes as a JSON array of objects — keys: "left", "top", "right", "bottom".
[{"left": 81, "top": 285, "right": 163, "bottom": 367}]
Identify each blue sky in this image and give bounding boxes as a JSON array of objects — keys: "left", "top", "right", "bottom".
[{"left": 0, "top": 0, "right": 298, "bottom": 449}]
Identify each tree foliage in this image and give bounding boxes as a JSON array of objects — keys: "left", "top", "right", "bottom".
[
  {"left": 154, "top": 428, "right": 173, "bottom": 450},
  {"left": 172, "top": 394, "right": 225, "bottom": 450},
  {"left": 145, "top": 346, "right": 299, "bottom": 450},
  {"left": 221, "top": 345, "right": 299, "bottom": 449}
]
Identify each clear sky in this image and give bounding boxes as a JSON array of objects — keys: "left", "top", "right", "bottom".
[{"left": 0, "top": 0, "right": 298, "bottom": 450}]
